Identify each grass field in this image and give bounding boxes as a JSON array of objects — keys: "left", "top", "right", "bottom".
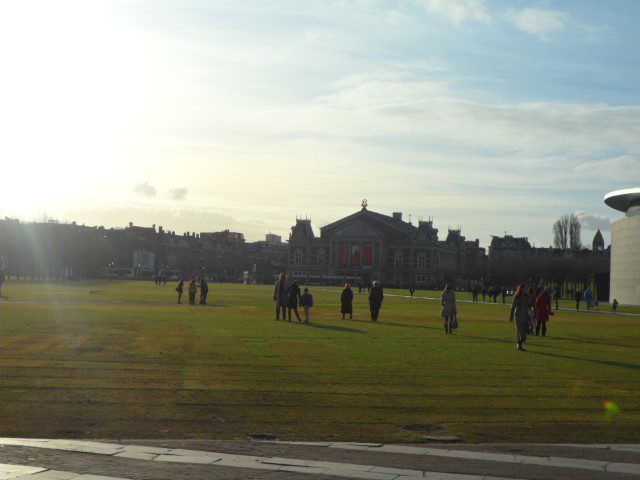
[{"left": 0, "top": 280, "right": 638, "bottom": 443}]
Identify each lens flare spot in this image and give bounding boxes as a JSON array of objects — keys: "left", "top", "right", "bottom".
[{"left": 603, "top": 400, "right": 620, "bottom": 420}]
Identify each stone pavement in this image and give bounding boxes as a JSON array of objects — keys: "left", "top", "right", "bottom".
[{"left": 1, "top": 439, "right": 640, "bottom": 480}]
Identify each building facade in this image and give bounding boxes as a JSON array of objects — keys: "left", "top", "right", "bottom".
[{"left": 286, "top": 206, "right": 478, "bottom": 287}]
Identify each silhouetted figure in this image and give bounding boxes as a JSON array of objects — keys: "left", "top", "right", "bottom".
[
  {"left": 175, "top": 279, "right": 184, "bottom": 304},
  {"left": 501, "top": 287, "right": 507, "bottom": 304},
  {"left": 287, "top": 280, "right": 302, "bottom": 322},
  {"left": 440, "top": 284, "right": 457, "bottom": 334},
  {"left": 273, "top": 273, "right": 287, "bottom": 321},
  {"left": 575, "top": 290, "right": 581, "bottom": 311},
  {"left": 481, "top": 286, "right": 487, "bottom": 302},
  {"left": 553, "top": 286, "right": 560, "bottom": 310},
  {"left": 368, "top": 281, "right": 383, "bottom": 322},
  {"left": 471, "top": 284, "right": 479, "bottom": 302},
  {"left": 300, "top": 287, "right": 313, "bottom": 323},
  {"left": 341, "top": 284, "right": 353, "bottom": 319},
  {"left": 510, "top": 283, "right": 530, "bottom": 351},
  {"left": 612, "top": 298, "right": 618, "bottom": 313},
  {"left": 583, "top": 286, "right": 592, "bottom": 311},
  {"left": 162, "top": 274, "right": 167, "bottom": 286},
  {"left": 199, "top": 277, "right": 209, "bottom": 305},
  {"left": 527, "top": 287, "right": 536, "bottom": 334},
  {"left": 409, "top": 286, "right": 415, "bottom": 297}
]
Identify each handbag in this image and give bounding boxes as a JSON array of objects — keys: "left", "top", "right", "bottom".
[{"left": 451, "top": 317, "right": 458, "bottom": 329}]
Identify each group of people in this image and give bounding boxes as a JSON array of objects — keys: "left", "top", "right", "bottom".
[
  {"left": 175, "top": 277, "right": 209, "bottom": 305},
  {"left": 273, "top": 273, "right": 313, "bottom": 322},
  {"left": 471, "top": 284, "right": 507, "bottom": 304},
  {"left": 339, "top": 282, "right": 384, "bottom": 322}
]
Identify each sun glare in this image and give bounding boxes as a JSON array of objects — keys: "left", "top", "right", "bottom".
[{"left": 0, "top": 1, "right": 153, "bottom": 214}]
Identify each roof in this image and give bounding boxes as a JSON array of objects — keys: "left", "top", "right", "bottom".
[
  {"left": 604, "top": 188, "right": 640, "bottom": 212},
  {"left": 320, "top": 208, "right": 417, "bottom": 238}
]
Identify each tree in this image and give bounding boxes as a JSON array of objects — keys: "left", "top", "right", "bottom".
[
  {"left": 568, "top": 213, "right": 582, "bottom": 250},
  {"left": 553, "top": 215, "right": 569, "bottom": 249},
  {"left": 553, "top": 213, "right": 582, "bottom": 250}
]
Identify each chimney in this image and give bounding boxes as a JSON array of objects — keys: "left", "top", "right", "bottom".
[{"left": 392, "top": 212, "right": 402, "bottom": 221}]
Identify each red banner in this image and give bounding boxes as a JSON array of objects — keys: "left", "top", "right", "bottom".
[
  {"left": 339, "top": 243, "right": 349, "bottom": 266},
  {"left": 363, "top": 243, "right": 372, "bottom": 266}
]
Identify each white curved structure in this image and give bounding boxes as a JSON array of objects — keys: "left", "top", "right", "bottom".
[{"left": 605, "top": 188, "right": 640, "bottom": 305}]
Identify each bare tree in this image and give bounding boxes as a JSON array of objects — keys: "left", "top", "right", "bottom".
[
  {"left": 568, "top": 213, "right": 582, "bottom": 250},
  {"left": 553, "top": 215, "right": 569, "bottom": 249}
]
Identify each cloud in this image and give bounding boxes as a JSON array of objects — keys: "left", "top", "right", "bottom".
[
  {"left": 576, "top": 211, "right": 611, "bottom": 231},
  {"left": 169, "top": 187, "right": 188, "bottom": 201},
  {"left": 133, "top": 182, "right": 157, "bottom": 198},
  {"left": 422, "top": 0, "right": 490, "bottom": 26},
  {"left": 508, "top": 8, "right": 568, "bottom": 39},
  {"left": 574, "top": 156, "right": 640, "bottom": 180}
]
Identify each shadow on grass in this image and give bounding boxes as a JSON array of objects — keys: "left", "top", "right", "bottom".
[
  {"left": 527, "top": 349, "right": 640, "bottom": 371},
  {"left": 304, "top": 322, "right": 365, "bottom": 334}
]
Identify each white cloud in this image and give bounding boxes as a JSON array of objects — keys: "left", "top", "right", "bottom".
[
  {"left": 169, "top": 187, "right": 189, "bottom": 201},
  {"left": 422, "top": 0, "right": 490, "bottom": 26},
  {"left": 508, "top": 8, "right": 568, "bottom": 39},
  {"left": 574, "top": 156, "right": 640, "bottom": 180},
  {"left": 133, "top": 182, "right": 157, "bottom": 198},
  {"left": 576, "top": 211, "right": 611, "bottom": 231}
]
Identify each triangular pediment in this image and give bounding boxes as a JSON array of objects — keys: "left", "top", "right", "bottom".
[{"left": 332, "top": 220, "right": 385, "bottom": 238}]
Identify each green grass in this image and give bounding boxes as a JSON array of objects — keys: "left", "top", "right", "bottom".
[{"left": 0, "top": 280, "right": 638, "bottom": 443}]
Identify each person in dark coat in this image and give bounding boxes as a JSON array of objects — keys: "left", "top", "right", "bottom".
[
  {"left": 175, "top": 279, "right": 184, "bottom": 304},
  {"left": 368, "top": 281, "right": 383, "bottom": 322},
  {"left": 272, "top": 273, "right": 287, "bottom": 320},
  {"left": 575, "top": 289, "right": 581, "bottom": 311},
  {"left": 510, "top": 283, "right": 530, "bottom": 351},
  {"left": 440, "top": 284, "right": 457, "bottom": 334},
  {"left": 199, "top": 277, "right": 209, "bottom": 305},
  {"left": 341, "top": 284, "right": 353, "bottom": 319},
  {"left": 287, "top": 280, "right": 302, "bottom": 322}
]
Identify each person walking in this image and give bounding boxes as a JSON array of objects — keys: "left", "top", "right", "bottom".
[
  {"left": 287, "top": 280, "right": 302, "bottom": 322},
  {"left": 300, "top": 287, "right": 313, "bottom": 323},
  {"left": 510, "top": 283, "right": 530, "bottom": 351},
  {"left": 341, "top": 284, "right": 354, "bottom": 319},
  {"left": 409, "top": 286, "right": 415, "bottom": 297},
  {"left": 199, "top": 277, "right": 209, "bottom": 305},
  {"left": 175, "top": 279, "right": 184, "bottom": 304},
  {"left": 575, "top": 289, "right": 581, "bottom": 311},
  {"left": 481, "top": 285, "right": 487, "bottom": 302},
  {"left": 188, "top": 277, "right": 197, "bottom": 305},
  {"left": 535, "top": 289, "right": 553, "bottom": 337},
  {"left": 583, "top": 286, "right": 592, "bottom": 311},
  {"left": 273, "top": 273, "right": 287, "bottom": 321},
  {"left": 471, "top": 284, "right": 478, "bottom": 302},
  {"left": 440, "top": 284, "right": 457, "bottom": 334},
  {"left": 612, "top": 298, "right": 618, "bottom": 313},
  {"left": 501, "top": 287, "right": 507, "bottom": 304},
  {"left": 368, "top": 280, "right": 383, "bottom": 322},
  {"left": 527, "top": 287, "right": 536, "bottom": 334},
  {"left": 553, "top": 286, "right": 560, "bottom": 310}
]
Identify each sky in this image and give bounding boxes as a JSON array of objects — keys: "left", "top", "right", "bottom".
[{"left": 1, "top": 0, "right": 639, "bottom": 247}]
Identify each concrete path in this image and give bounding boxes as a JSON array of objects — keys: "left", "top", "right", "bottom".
[{"left": 2, "top": 439, "right": 640, "bottom": 480}]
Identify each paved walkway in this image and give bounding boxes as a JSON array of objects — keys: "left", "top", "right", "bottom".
[{"left": 1, "top": 439, "right": 640, "bottom": 480}]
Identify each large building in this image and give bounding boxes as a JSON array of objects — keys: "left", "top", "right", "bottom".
[
  {"left": 605, "top": 187, "right": 640, "bottom": 305},
  {"left": 286, "top": 203, "right": 479, "bottom": 287}
]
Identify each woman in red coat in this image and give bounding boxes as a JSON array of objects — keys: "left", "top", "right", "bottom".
[{"left": 535, "top": 289, "right": 553, "bottom": 337}]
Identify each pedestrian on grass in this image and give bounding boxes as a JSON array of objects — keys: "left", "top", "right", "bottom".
[
  {"left": 553, "top": 286, "right": 560, "bottom": 310},
  {"left": 527, "top": 287, "right": 536, "bottom": 334},
  {"left": 535, "top": 289, "right": 553, "bottom": 337},
  {"left": 199, "top": 277, "right": 209, "bottom": 305},
  {"left": 273, "top": 273, "right": 287, "bottom": 321},
  {"left": 471, "top": 284, "right": 478, "bottom": 302},
  {"left": 575, "top": 289, "right": 581, "bottom": 311},
  {"left": 501, "top": 287, "right": 507, "bottom": 304},
  {"left": 188, "top": 277, "right": 197, "bottom": 305},
  {"left": 440, "top": 284, "right": 457, "bottom": 334},
  {"left": 612, "top": 298, "right": 618, "bottom": 313},
  {"left": 175, "top": 279, "right": 184, "bottom": 304},
  {"left": 584, "top": 286, "right": 592, "bottom": 311},
  {"left": 510, "top": 283, "right": 530, "bottom": 351},
  {"left": 369, "top": 280, "right": 384, "bottom": 322},
  {"left": 287, "top": 280, "right": 302, "bottom": 322},
  {"left": 481, "top": 285, "right": 487, "bottom": 302},
  {"left": 300, "top": 287, "right": 313, "bottom": 323},
  {"left": 409, "top": 286, "right": 415, "bottom": 297},
  {"left": 341, "top": 283, "right": 353, "bottom": 319}
]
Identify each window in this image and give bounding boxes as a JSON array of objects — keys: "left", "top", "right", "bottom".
[
  {"left": 318, "top": 248, "right": 326, "bottom": 265},
  {"left": 293, "top": 248, "right": 303, "bottom": 265},
  {"left": 417, "top": 252, "right": 427, "bottom": 270},
  {"left": 394, "top": 250, "right": 402, "bottom": 267}
]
